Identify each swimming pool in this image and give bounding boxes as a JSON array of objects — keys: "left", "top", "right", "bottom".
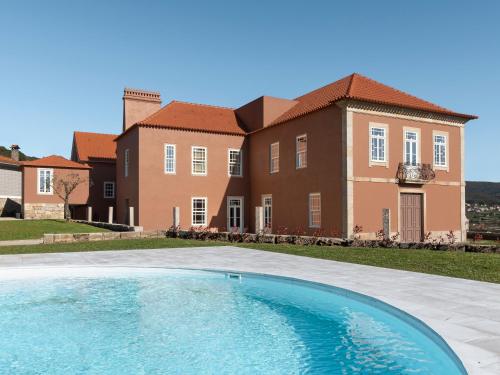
[{"left": 0, "top": 267, "right": 466, "bottom": 374}]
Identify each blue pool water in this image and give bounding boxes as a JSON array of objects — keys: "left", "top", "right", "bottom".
[{"left": 0, "top": 267, "right": 465, "bottom": 374}]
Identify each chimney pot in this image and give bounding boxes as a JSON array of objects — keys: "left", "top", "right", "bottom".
[
  {"left": 122, "top": 88, "right": 162, "bottom": 132},
  {"left": 10, "top": 144, "right": 20, "bottom": 161}
]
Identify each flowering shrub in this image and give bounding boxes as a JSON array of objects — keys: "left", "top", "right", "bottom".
[
  {"left": 352, "top": 225, "right": 363, "bottom": 240},
  {"left": 329, "top": 228, "right": 342, "bottom": 238},
  {"left": 276, "top": 226, "right": 288, "bottom": 235},
  {"left": 446, "top": 230, "right": 456, "bottom": 244},
  {"left": 292, "top": 225, "right": 306, "bottom": 236},
  {"left": 312, "top": 227, "right": 326, "bottom": 238}
]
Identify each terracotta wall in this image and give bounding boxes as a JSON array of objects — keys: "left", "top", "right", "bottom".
[
  {"left": 87, "top": 161, "right": 116, "bottom": 222},
  {"left": 22, "top": 166, "right": 89, "bottom": 204},
  {"left": 116, "top": 127, "right": 140, "bottom": 225},
  {"left": 248, "top": 105, "right": 344, "bottom": 235},
  {"left": 117, "top": 126, "right": 248, "bottom": 230},
  {"left": 352, "top": 112, "right": 462, "bottom": 182},
  {"left": 351, "top": 111, "right": 463, "bottom": 237}
]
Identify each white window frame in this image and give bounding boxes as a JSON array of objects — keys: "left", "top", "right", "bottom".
[
  {"left": 191, "top": 197, "right": 207, "bottom": 226},
  {"left": 124, "top": 149, "right": 129, "bottom": 177},
  {"left": 403, "top": 128, "right": 420, "bottom": 166},
  {"left": 164, "top": 144, "right": 176, "bottom": 174},
  {"left": 103, "top": 181, "right": 115, "bottom": 199},
  {"left": 37, "top": 168, "right": 53, "bottom": 195},
  {"left": 433, "top": 131, "right": 449, "bottom": 171},
  {"left": 262, "top": 194, "right": 272, "bottom": 230},
  {"left": 227, "top": 196, "right": 244, "bottom": 232},
  {"left": 227, "top": 148, "right": 243, "bottom": 177},
  {"left": 308, "top": 193, "right": 321, "bottom": 228},
  {"left": 191, "top": 146, "right": 207, "bottom": 176},
  {"left": 369, "top": 123, "right": 388, "bottom": 166},
  {"left": 270, "top": 142, "right": 279, "bottom": 174},
  {"left": 296, "top": 134, "right": 307, "bottom": 169}
]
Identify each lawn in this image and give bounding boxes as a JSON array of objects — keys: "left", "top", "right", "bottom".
[
  {"left": 0, "top": 237, "right": 226, "bottom": 255},
  {"left": 238, "top": 243, "right": 500, "bottom": 284},
  {"left": 0, "top": 237, "right": 498, "bottom": 283},
  {"left": 0, "top": 220, "right": 109, "bottom": 241}
]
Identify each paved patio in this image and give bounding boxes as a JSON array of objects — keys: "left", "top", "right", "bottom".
[{"left": 0, "top": 246, "right": 498, "bottom": 374}]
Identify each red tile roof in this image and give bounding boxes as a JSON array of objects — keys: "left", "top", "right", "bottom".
[
  {"left": 73, "top": 131, "right": 117, "bottom": 161},
  {"left": 0, "top": 155, "right": 19, "bottom": 166},
  {"left": 22, "top": 155, "right": 90, "bottom": 169},
  {"left": 136, "top": 100, "right": 246, "bottom": 136},
  {"left": 271, "top": 73, "right": 477, "bottom": 125}
]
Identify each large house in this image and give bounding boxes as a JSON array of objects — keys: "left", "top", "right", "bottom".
[
  {"left": 21, "top": 156, "right": 90, "bottom": 219},
  {"left": 112, "top": 74, "right": 476, "bottom": 242},
  {"left": 71, "top": 131, "right": 117, "bottom": 222},
  {"left": 13, "top": 73, "right": 476, "bottom": 243}
]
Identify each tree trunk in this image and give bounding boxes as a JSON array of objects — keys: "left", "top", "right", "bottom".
[{"left": 64, "top": 198, "right": 71, "bottom": 220}]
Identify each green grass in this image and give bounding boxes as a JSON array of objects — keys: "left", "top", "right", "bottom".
[
  {"left": 237, "top": 243, "right": 500, "bottom": 284},
  {"left": 0, "top": 220, "right": 109, "bottom": 241},
  {"left": 0, "top": 237, "right": 498, "bottom": 283},
  {"left": 0, "top": 237, "right": 226, "bottom": 255}
]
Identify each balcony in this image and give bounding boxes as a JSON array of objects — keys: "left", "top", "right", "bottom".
[{"left": 396, "top": 163, "right": 435, "bottom": 184}]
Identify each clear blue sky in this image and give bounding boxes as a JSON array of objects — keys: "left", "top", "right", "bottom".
[{"left": 1, "top": 1, "right": 498, "bottom": 181}]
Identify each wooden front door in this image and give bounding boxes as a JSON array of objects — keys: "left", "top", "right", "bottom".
[{"left": 400, "top": 193, "right": 423, "bottom": 242}]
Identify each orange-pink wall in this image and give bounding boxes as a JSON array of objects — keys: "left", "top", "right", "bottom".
[
  {"left": 22, "top": 166, "right": 89, "bottom": 204},
  {"left": 116, "top": 127, "right": 140, "bottom": 225},
  {"left": 116, "top": 126, "right": 248, "bottom": 230},
  {"left": 351, "top": 112, "right": 463, "bottom": 235},
  {"left": 87, "top": 161, "right": 116, "bottom": 221},
  {"left": 352, "top": 112, "right": 461, "bottom": 182},
  {"left": 248, "top": 106, "right": 344, "bottom": 235}
]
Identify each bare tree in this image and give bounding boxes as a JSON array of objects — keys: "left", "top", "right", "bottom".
[{"left": 52, "top": 173, "right": 89, "bottom": 220}]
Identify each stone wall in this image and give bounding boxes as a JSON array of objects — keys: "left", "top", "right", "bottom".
[
  {"left": 43, "top": 230, "right": 164, "bottom": 244},
  {"left": 71, "top": 219, "right": 142, "bottom": 232},
  {"left": 0, "top": 166, "right": 21, "bottom": 197},
  {"left": 23, "top": 203, "right": 64, "bottom": 220},
  {"left": 0, "top": 198, "right": 21, "bottom": 217}
]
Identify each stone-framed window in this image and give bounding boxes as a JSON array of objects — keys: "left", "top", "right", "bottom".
[
  {"left": 192, "top": 146, "right": 207, "bottom": 176},
  {"left": 309, "top": 192, "right": 321, "bottom": 228},
  {"left": 228, "top": 149, "right": 242, "bottom": 177},
  {"left": 192, "top": 197, "right": 207, "bottom": 226},
  {"left": 104, "top": 181, "right": 115, "bottom": 199},
  {"left": 296, "top": 134, "right": 307, "bottom": 169},
  {"left": 37, "top": 168, "right": 53, "bottom": 195},
  {"left": 270, "top": 142, "right": 279, "bottom": 173}
]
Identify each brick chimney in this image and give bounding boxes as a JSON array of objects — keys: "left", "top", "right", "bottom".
[
  {"left": 10, "top": 144, "right": 20, "bottom": 161},
  {"left": 122, "top": 88, "right": 161, "bottom": 132}
]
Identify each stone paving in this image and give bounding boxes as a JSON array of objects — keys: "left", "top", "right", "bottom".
[{"left": 0, "top": 246, "right": 498, "bottom": 374}]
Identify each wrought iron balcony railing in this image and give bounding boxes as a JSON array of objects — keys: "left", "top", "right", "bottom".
[{"left": 396, "top": 163, "right": 435, "bottom": 184}]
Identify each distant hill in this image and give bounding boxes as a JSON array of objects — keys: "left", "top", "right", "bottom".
[
  {"left": 0, "top": 146, "right": 37, "bottom": 161},
  {"left": 466, "top": 181, "right": 500, "bottom": 204}
]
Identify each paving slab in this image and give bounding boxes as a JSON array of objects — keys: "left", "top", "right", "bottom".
[{"left": 0, "top": 245, "right": 498, "bottom": 374}]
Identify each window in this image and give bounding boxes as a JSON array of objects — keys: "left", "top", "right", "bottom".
[
  {"left": 434, "top": 134, "right": 447, "bottom": 167},
  {"left": 370, "top": 127, "right": 386, "bottom": 162},
  {"left": 227, "top": 197, "right": 243, "bottom": 231},
  {"left": 262, "top": 195, "right": 272, "bottom": 230},
  {"left": 192, "top": 146, "right": 207, "bottom": 175},
  {"left": 124, "top": 149, "right": 129, "bottom": 177},
  {"left": 104, "top": 182, "right": 115, "bottom": 199},
  {"left": 404, "top": 131, "right": 418, "bottom": 166},
  {"left": 309, "top": 193, "right": 321, "bottom": 228},
  {"left": 164, "top": 144, "right": 176, "bottom": 174},
  {"left": 37, "top": 168, "right": 53, "bottom": 194},
  {"left": 192, "top": 197, "right": 207, "bottom": 226},
  {"left": 296, "top": 134, "right": 307, "bottom": 168},
  {"left": 228, "top": 149, "right": 242, "bottom": 177},
  {"left": 270, "top": 142, "right": 279, "bottom": 173}
]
